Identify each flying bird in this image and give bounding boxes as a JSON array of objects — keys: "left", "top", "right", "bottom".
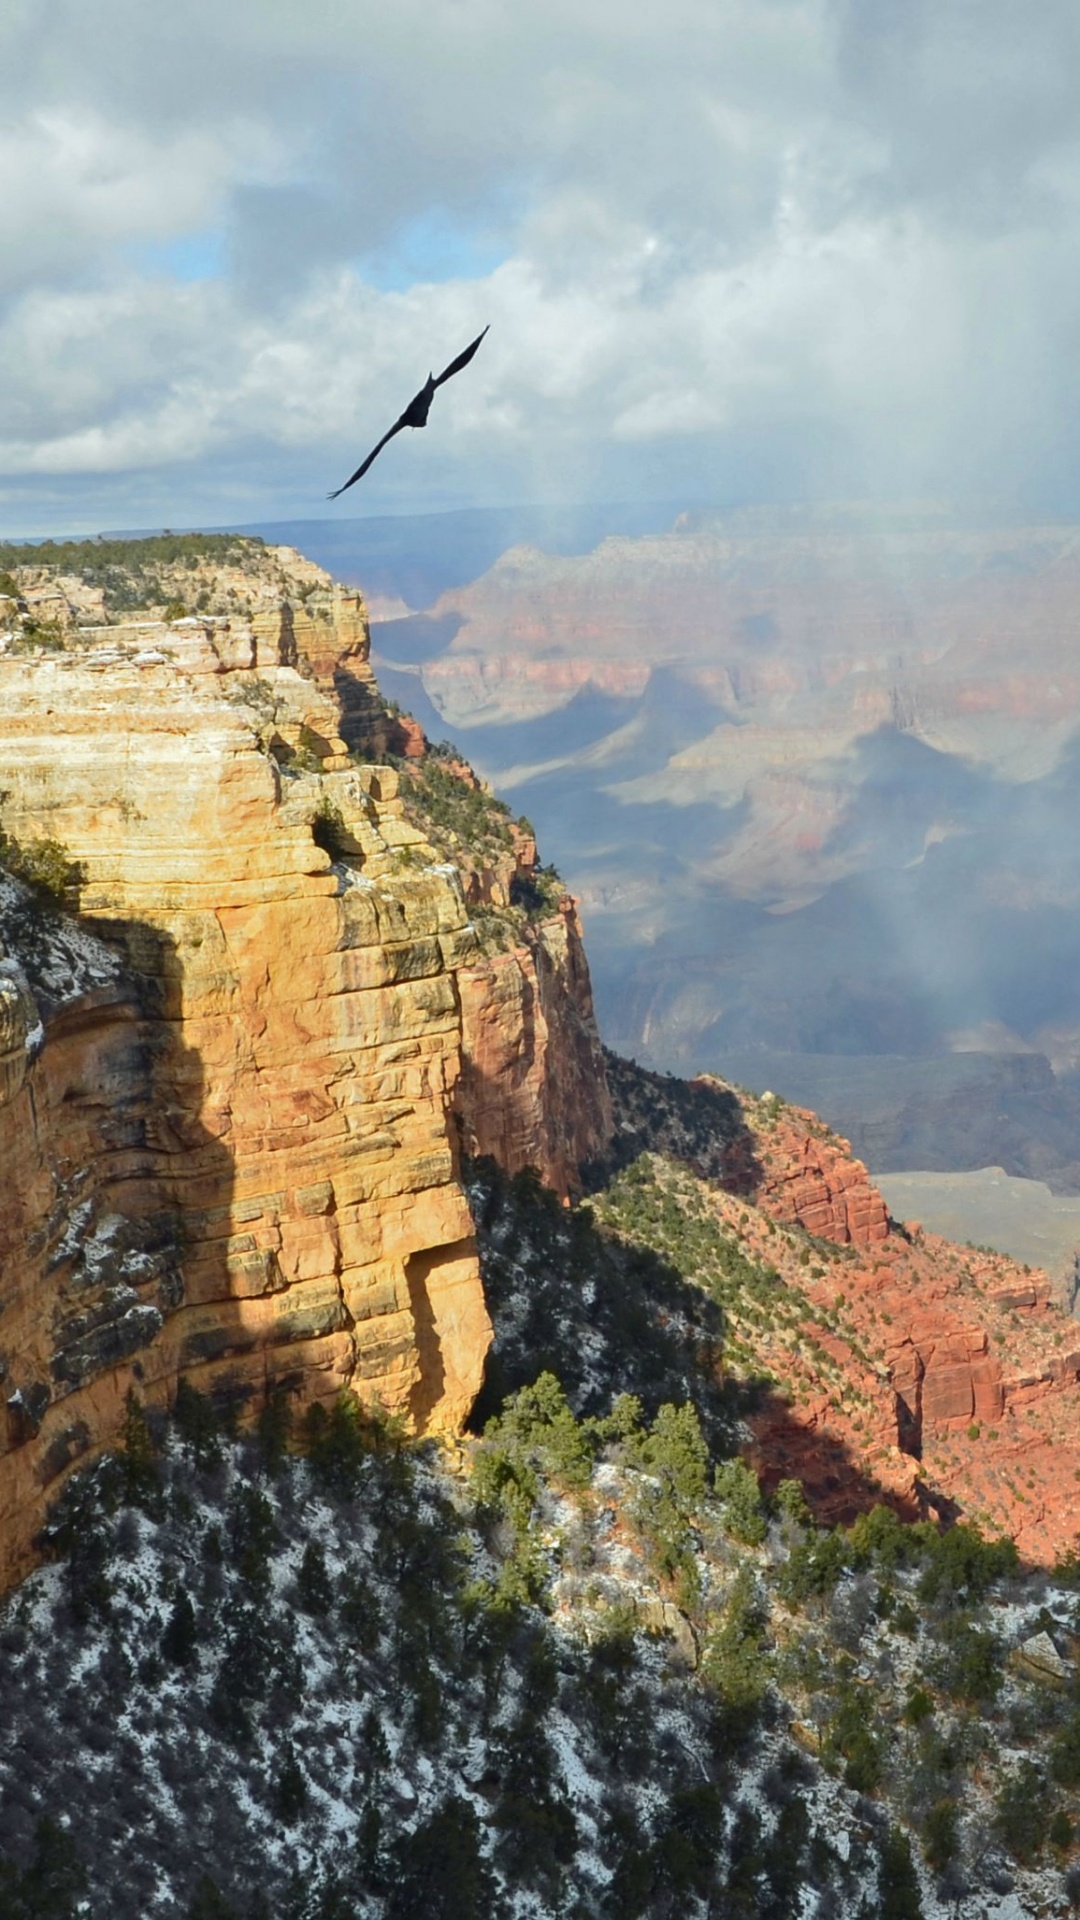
[{"left": 327, "top": 325, "right": 489, "bottom": 498}]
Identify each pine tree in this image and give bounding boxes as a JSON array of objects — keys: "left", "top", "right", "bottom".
[
  {"left": 273, "top": 1744, "right": 308, "bottom": 1825},
  {"left": 174, "top": 1379, "right": 223, "bottom": 1471},
  {"left": 0, "top": 1817, "right": 87, "bottom": 1920},
  {"left": 256, "top": 1387, "right": 291, "bottom": 1476},
  {"left": 388, "top": 1797, "right": 498, "bottom": 1920},
  {"left": 119, "top": 1388, "right": 163, "bottom": 1515},
  {"left": 879, "top": 1826, "right": 924, "bottom": 1920},
  {"left": 186, "top": 1874, "right": 238, "bottom": 1920},
  {"left": 161, "top": 1586, "right": 198, "bottom": 1667},
  {"left": 297, "top": 1541, "right": 332, "bottom": 1615}
]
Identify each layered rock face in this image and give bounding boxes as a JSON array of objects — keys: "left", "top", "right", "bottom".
[
  {"left": 607, "top": 1059, "right": 1080, "bottom": 1559},
  {"left": 457, "top": 897, "right": 612, "bottom": 1199},
  {"left": 0, "top": 564, "right": 611, "bottom": 1586},
  {"left": 741, "top": 1099, "right": 890, "bottom": 1248},
  {"left": 726, "top": 1094, "right": 1080, "bottom": 1558}
]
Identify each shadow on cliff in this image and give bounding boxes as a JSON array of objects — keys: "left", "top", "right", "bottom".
[
  {"left": 466, "top": 1156, "right": 733, "bottom": 1446},
  {"left": 78, "top": 915, "right": 247, "bottom": 1419},
  {"left": 467, "top": 1158, "right": 904, "bottom": 1525},
  {"left": 745, "top": 1390, "right": 926, "bottom": 1530},
  {"left": 593, "top": 1048, "right": 765, "bottom": 1196}
]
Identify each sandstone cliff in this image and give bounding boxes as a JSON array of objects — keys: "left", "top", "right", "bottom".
[{"left": 0, "top": 547, "right": 611, "bottom": 1586}]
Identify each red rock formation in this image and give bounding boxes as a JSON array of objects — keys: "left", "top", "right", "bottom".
[
  {"left": 388, "top": 712, "right": 427, "bottom": 759},
  {"left": 744, "top": 1102, "right": 890, "bottom": 1247},
  {"left": 693, "top": 1084, "right": 1080, "bottom": 1559}
]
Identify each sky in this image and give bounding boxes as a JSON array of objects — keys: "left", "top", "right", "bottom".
[{"left": 4, "top": 0, "right": 1080, "bottom": 534}]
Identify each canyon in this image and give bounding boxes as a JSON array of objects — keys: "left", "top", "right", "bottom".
[
  {"left": 10, "top": 526, "right": 1080, "bottom": 1920},
  {"left": 6, "top": 528, "right": 1080, "bottom": 1596},
  {"left": 343, "top": 506, "right": 1080, "bottom": 1219},
  {"left": 0, "top": 544, "right": 610, "bottom": 1587}
]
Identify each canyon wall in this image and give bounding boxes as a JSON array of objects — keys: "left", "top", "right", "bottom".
[
  {"left": 456, "top": 895, "right": 613, "bottom": 1199},
  {"left": 726, "top": 1093, "right": 1080, "bottom": 1557},
  {"left": 0, "top": 567, "right": 611, "bottom": 1587}
]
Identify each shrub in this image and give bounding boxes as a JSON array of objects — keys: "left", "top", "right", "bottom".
[
  {"left": 917, "top": 1522, "right": 1018, "bottom": 1603},
  {"left": 311, "top": 794, "right": 351, "bottom": 859},
  {"left": 18, "top": 615, "right": 67, "bottom": 651},
  {"left": 714, "top": 1458, "right": 767, "bottom": 1544},
  {"left": 848, "top": 1503, "right": 920, "bottom": 1574},
  {"left": 161, "top": 1587, "right": 198, "bottom": 1667},
  {"left": 922, "top": 1798, "right": 959, "bottom": 1872},
  {"left": 227, "top": 1483, "right": 279, "bottom": 1588},
  {"left": 774, "top": 1477, "right": 812, "bottom": 1528},
  {"left": 0, "top": 826, "right": 83, "bottom": 904},
  {"left": 187, "top": 1877, "right": 238, "bottom": 1919},
  {"left": 824, "top": 1682, "right": 883, "bottom": 1793},
  {"left": 777, "top": 1529, "right": 849, "bottom": 1606},
  {"left": 490, "top": 1713, "right": 577, "bottom": 1897},
  {"left": 387, "top": 1795, "right": 499, "bottom": 1919},
  {"left": 484, "top": 1372, "right": 595, "bottom": 1490},
  {"left": 1052, "top": 1708, "right": 1080, "bottom": 1787},
  {"left": 878, "top": 1825, "right": 924, "bottom": 1919},
  {"left": 994, "top": 1760, "right": 1050, "bottom": 1864},
  {"left": 303, "top": 1392, "right": 371, "bottom": 1497},
  {"left": 903, "top": 1685, "right": 934, "bottom": 1727},
  {"left": 297, "top": 1540, "right": 333, "bottom": 1615},
  {"left": 651, "top": 1782, "right": 726, "bottom": 1907},
  {"left": 173, "top": 1380, "right": 223, "bottom": 1472},
  {"left": 1051, "top": 1810, "right": 1075, "bottom": 1854},
  {"left": 0, "top": 1817, "right": 87, "bottom": 1920},
  {"left": 700, "top": 1565, "right": 769, "bottom": 1735},
  {"left": 640, "top": 1402, "right": 709, "bottom": 1508},
  {"left": 119, "top": 1389, "right": 163, "bottom": 1516},
  {"left": 272, "top": 1743, "right": 308, "bottom": 1824},
  {"left": 930, "top": 1616, "right": 1002, "bottom": 1706},
  {"left": 256, "top": 1386, "right": 291, "bottom": 1475}
]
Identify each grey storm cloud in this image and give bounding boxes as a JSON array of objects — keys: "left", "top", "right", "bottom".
[{"left": 3, "top": 0, "right": 1080, "bottom": 530}]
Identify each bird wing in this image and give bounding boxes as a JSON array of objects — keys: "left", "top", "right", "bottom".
[
  {"left": 327, "top": 329, "right": 488, "bottom": 497},
  {"left": 432, "top": 324, "right": 489, "bottom": 389},
  {"left": 326, "top": 417, "right": 409, "bottom": 498}
]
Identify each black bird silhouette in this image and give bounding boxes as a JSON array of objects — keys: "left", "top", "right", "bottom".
[{"left": 327, "top": 325, "right": 489, "bottom": 498}]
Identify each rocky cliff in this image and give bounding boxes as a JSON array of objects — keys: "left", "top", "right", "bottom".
[
  {"left": 606, "top": 1056, "right": 1080, "bottom": 1561},
  {"left": 0, "top": 544, "right": 610, "bottom": 1586}
]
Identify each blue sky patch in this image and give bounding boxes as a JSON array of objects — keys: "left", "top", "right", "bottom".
[
  {"left": 132, "top": 230, "right": 226, "bottom": 282},
  {"left": 359, "top": 208, "right": 509, "bottom": 292}
]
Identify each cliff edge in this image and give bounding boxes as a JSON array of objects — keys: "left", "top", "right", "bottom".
[{"left": 0, "top": 542, "right": 611, "bottom": 1585}]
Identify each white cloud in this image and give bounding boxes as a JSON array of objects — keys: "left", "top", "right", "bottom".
[{"left": 3, "top": 0, "right": 1080, "bottom": 528}]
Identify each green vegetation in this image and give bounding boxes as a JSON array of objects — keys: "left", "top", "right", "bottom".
[
  {"left": 4, "top": 1049, "right": 1080, "bottom": 1914},
  {"left": 591, "top": 1151, "right": 820, "bottom": 1387},
  {"left": 468, "top": 1157, "right": 733, "bottom": 1447},
  {"left": 994, "top": 1759, "right": 1051, "bottom": 1864},
  {"left": 0, "top": 816, "right": 83, "bottom": 904},
  {"left": 398, "top": 751, "right": 516, "bottom": 864},
  {"left": 0, "top": 532, "right": 267, "bottom": 621},
  {"left": 395, "top": 748, "right": 564, "bottom": 923},
  {"left": 310, "top": 793, "right": 351, "bottom": 860},
  {"left": 7, "top": 614, "right": 68, "bottom": 653},
  {"left": 13, "top": 1295, "right": 1080, "bottom": 1920},
  {"left": 0, "top": 1818, "right": 86, "bottom": 1920},
  {"left": 0, "top": 531, "right": 260, "bottom": 576}
]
